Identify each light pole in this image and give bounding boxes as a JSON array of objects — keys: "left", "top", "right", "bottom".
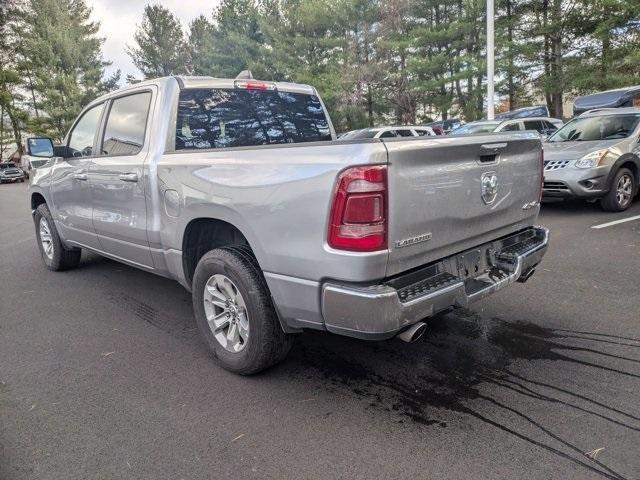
[{"left": 486, "top": 0, "right": 495, "bottom": 120}]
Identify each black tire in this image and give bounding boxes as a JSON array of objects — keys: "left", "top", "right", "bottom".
[
  {"left": 192, "top": 246, "right": 294, "bottom": 375},
  {"left": 34, "top": 203, "right": 82, "bottom": 271},
  {"left": 601, "top": 168, "right": 636, "bottom": 212},
  {"left": 20, "top": 178, "right": 25, "bottom": 183}
]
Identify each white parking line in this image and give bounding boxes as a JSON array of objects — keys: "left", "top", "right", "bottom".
[{"left": 591, "top": 214, "right": 640, "bottom": 229}]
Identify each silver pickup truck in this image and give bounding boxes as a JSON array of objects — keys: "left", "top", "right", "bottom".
[{"left": 29, "top": 75, "right": 548, "bottom": 374}]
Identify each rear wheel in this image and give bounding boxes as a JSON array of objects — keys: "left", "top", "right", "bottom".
[
  {"left": 34, "top": 203, "right": 81, "bottom": 271},
  {"left": 601, "top": 168, "right": 635, "bottom": 212},
  {"left": 192, "top": 247, "right": 294, "bottom": 374}
]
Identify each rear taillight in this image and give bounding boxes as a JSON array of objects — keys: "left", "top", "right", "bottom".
[
  {"left": 328, "top": 165, "right": 387, "bottom": 252},
  {"left": 539, "top": 148, "right": 544, "bottom": 202}
]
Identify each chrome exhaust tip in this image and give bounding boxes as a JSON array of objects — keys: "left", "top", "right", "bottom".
[
  {"left": 517, "top": 267, "right": 536, "bottom": 283},
  {"left": 397, "top": 321, "right": 427, "bottom": 343}
]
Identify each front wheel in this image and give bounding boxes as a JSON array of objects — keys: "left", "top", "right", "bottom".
[
  {"left": 34, "top": 203, "right": 81, "bottom": 271},
  {"left": 601, "top": 168, "right": 636, "bottom": 212},
  {"left": 192, "top": 247, "right": 294, "bottom": 375}
]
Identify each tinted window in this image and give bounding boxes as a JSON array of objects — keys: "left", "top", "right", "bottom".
[
  {"left": 176, "top": 88, "right": 332, "bottom": 150},
  {"left": 524, "top": 120, "right": 544, "bottom": 132},
  {"left": 67, "top": 104, "right": 104, "bottom": 157},
  {"left": 102, "top": 92, "right": 151, "bottom": 156},
  {"left": 379, "top": 130, "right": 398, "bottom": 138},
  {"left": 415, "top": 129, "right": 431, "bottom": 136},
  {"left": 396, "top": 129, "right": 414, "bottom": 137}
]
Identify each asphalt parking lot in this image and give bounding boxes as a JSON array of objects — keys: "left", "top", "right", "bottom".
[{"left": 1, "top": 181, "right": 639, "bottom": 480}]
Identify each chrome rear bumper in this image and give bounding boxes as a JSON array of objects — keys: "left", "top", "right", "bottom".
[{"left": 321, "top": 226, "right": 549, "bottom": 340}]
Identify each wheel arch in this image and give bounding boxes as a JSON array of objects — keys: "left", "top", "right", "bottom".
[
  {"left": 606, "top": 154, "right": 640, "bottom": 192},
  {"left": 619, "top": 158, "right": 639, "bottom": 185},
  {"left": 181, "top": 217, "right": 255, "bottom": 288},
  {"left": 30, "top": 190, "right": 47, "bottom": 211}
]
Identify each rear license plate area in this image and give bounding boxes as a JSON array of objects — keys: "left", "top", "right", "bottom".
[
  {"left": 453, "top": 245, "right": 497, "bottom": 281},
  {"left": 456, "top": 249, "right": 482, "bottom": 279}
]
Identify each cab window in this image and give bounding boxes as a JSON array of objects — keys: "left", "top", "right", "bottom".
[
  {"left": 67, "top": 104, "right": 104, "bottom": 158},
  {"left": 175, "top": 88, "right": 331, "bottom": 149},
  {"left": 524, "top": 120, "right": 545, "bottom": 133},
  {"left": 101, "top": 92, "right": 152, "bottom": 156}
]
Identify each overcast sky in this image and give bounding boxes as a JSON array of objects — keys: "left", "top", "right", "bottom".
[{"left": 89, "top": 0, "right": 222, "bottom": 82}]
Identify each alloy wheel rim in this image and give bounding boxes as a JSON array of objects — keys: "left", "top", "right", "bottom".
[
  {"left": 39, "top": 217, "right": 54, "bottom": 259},
  {"left": 203, "top": 274, "right": 249, "bottom": 353},
  {"left": 616, "top": 174, "right": 633, "bottom": 207}
]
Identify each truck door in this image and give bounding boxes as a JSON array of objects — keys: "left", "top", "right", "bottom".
[
  {"left": 90, "top": 89, "right": 154, "bottom": 268},
  {"left": 50, "top": 102, "right": 105, "bottom": 250}
]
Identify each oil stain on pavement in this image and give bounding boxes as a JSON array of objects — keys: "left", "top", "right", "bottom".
[{"left": 285, "top": 309, "right": 640, "bottom": 480}]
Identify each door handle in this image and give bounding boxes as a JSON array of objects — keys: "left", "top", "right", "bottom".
[
  {"left": 73, "top": 172, "right": 88, "bottom": 180},
  {"left": 119, "top": 173, "right": 139, "bottom": 182}
]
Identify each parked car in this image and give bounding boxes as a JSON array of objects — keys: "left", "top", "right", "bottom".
[
  {"left": 494, "top": 105, "right": 550, "bottom": 120},
  {"left": 339, "top": 125, "right": 435, "bottom": 139},
  {"left": 424, "top": 119, "right": 463, "bottom": 134},
  {"left": 450, "top": 117, "right": 563, "bottom": 136},
  {"left": 29, "top": 74, "right": 548, "bottom": 374},
  {"left": 428, "top": 125, "right": 445, "bottom": 135},
  {"left": 0, "top": 162, "right": 25, "bottom": 183},
  {"left": 573, "top": 86, "right": 640, "bottom": 117},
  {"left": 543, "top": 107, "right": 640, "bottom": 211}
]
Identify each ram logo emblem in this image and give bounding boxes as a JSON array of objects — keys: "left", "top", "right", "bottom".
[{"left": 481, "top": 172, "right": 499, "bottom": 205}]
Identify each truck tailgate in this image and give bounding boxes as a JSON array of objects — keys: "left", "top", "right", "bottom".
[{"left": 384, "top": 133, "right": 542, "bottom": 277}]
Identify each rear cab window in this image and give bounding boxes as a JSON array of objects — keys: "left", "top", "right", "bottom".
[
  {"left": 101, "top": 91, "right": 152, "bottom": 156},
  {"left": 175, "top": 88, "right": 332, "bottom": 150}
]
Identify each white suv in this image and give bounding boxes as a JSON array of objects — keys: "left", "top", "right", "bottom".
[
  {"left": 451, "top": 117, "right": 563, "bottom": 136},
  {"left": 339, "top": 126, "right": 436, "bottom": 139}
]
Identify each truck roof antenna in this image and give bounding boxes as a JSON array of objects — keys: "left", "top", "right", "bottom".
[{"left": 236, "top": 70, "right": 254, "bottom": 80}]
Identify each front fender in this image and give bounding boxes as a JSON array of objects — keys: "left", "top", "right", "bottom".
[{"left": 29, "top": 162, "right": 55, "bottom": 212}]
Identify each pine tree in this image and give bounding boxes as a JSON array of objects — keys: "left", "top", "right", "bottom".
[
  {"left": 21, "top": 0, "right": 119, "bottom": 140},
  {"left": 127, "top": 5, "right": 188, "bottom": 78},
  {"left": 567, "top": 0, "right": 640, "bottom": 92},
  {"left": 186, "top": 0, "right": 271, "bottom": 78},
  {"left": 188, "top": 15, "right": 216, "bottom": 76}
]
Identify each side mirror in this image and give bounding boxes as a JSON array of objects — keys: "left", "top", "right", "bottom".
[{"left": 26, "top": 137, "right": 54, "bottom": 158}]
